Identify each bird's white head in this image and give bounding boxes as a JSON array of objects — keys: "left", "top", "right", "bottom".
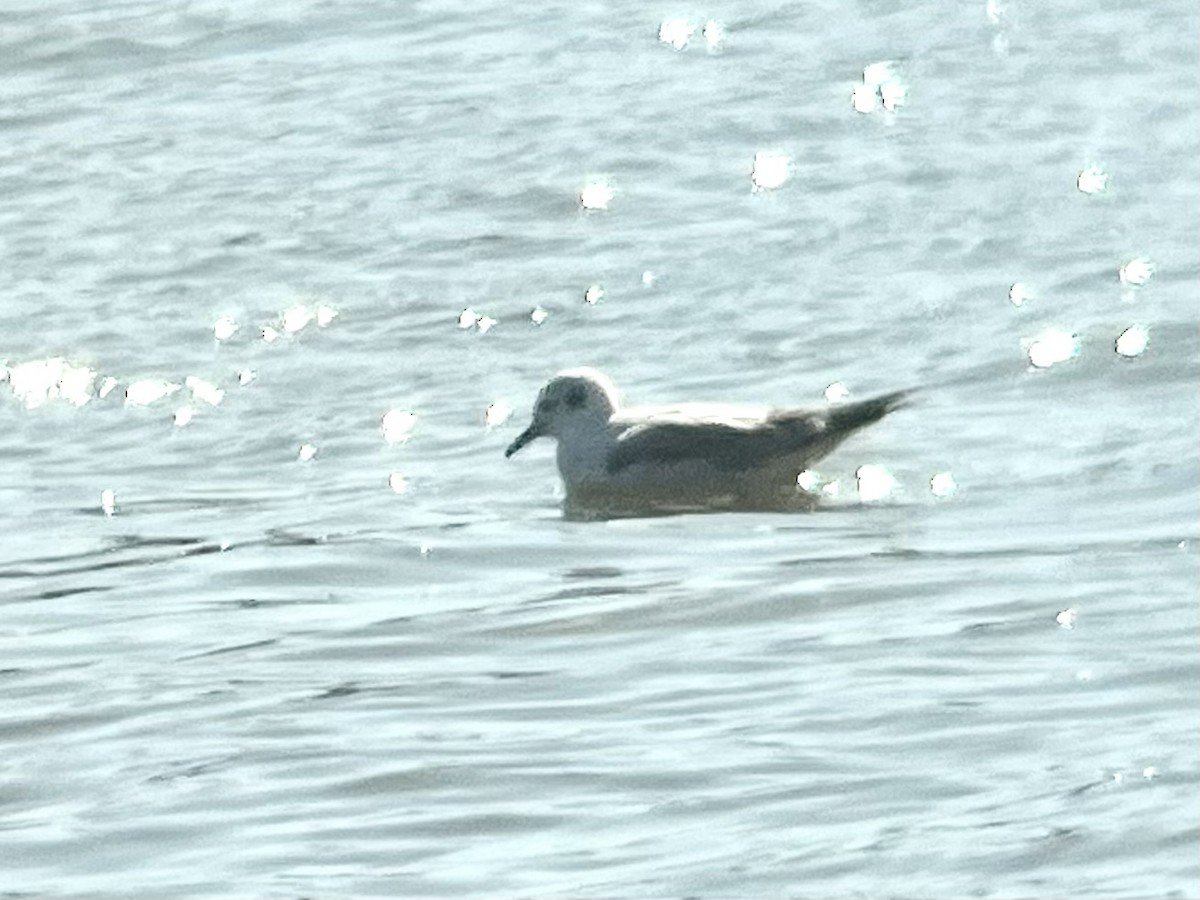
[{"left": 505, "top": 368, "right": 620, "bottom": 457}]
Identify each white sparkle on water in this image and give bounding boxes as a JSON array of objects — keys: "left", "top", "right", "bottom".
[
  {"left": 174, "top": 406, "right": 194, "bottom": 428},
  {"left": 458, "top": 309, "right": 496, "bottom": 333},
  {"left": 880, "top": 80, "right": 907, "bottom": 111},
  {"left": 56, "top": 361, "right": 96, "bottom": 406},
  {"left": 852, "top": 83, "right": 877, "bottom": 114},
  {"left": 930, "top": 471, "right": 958, "bottom": 498},
  {"left": 316, "top": 305, "right": 338, "bottom": 327},
  {"left": 751, "top": 151, "right": 790, "bottom": 191},
  {"left": 1115, "top": 325, "right": 1149, "bottom": 358},
  {"left": 388, "top": 472, "right": 407, "bottom": 494},
  {"left": 4, "top": 357, "right": 96, "bottom": 409},
  {"left": 125, "top": 379, "right": 182, "bottom": 406},
  {"left": 185, "top": 375, "right": 225, "bottom": 406},
  {"left": 530, "top": 306, "right": 548, "bottom": 325},
  {"left": 381, "top": 409, "right": 417, "bottom": 444},
  {"left": 485, "top": 401, "right": 512, "bottom": 427},
  {"left": 584, "top": 285, "right": 604, "bottom": 305},
  {"left": 1056, "top": 608, "right": 1077, "bottom": 629},
  {"left": 1009, "top": 282, "right": 1033, "bottom": 307},
  {"left": 856, "top": 464, "right": 897, "bottom": 502},
  {"left": 855, "top": 61, "right": 908, "bottom": 115},
  {"left": 281, "top": 305, "right": 312, "bottom": 334},
  {"left": 1118, "top": 257, "right": 1154, "bottom": 286},
  {"left": 658, "top": 18, "right": 695, "bottom": 50},
  {"left": 703, "top": 20, "right": 723, "bottom": 50},
  {"left": 824, "top": 382, "right": 850, "bottom": 402},
  {"left": 1027, "top": 329, "right": 1080, "bottom": 369},
  {"left": 1076, "top": 164, "right": 1109, "bottom": 195},
  {"left": 796, "top": 470, "right": 822, "bottom": 493},
  {"left": 298, "top": 443, "right": 318, "bottom": 462},
  {"left": 459, "top": 308, "right": 497, "bottom": 332},
  {"left": 100, "top": 488, "right": 117, "bottom": 517},
  {"left": 579, "top": 178, "right": 614, "bottom": 210},
  {"left": 214, "top": 316, "right": 239, "bottom": 341}
]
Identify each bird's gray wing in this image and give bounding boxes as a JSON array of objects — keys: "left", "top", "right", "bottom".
[
  {"left": 605, "top": 413, "right": 826, "bottom": 474},
  {"left": 604, "top": 390, "right": 911, "bottom": 475}
]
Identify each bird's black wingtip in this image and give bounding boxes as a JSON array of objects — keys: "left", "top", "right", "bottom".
[
  {"left": 827, "top": 387, "right": 917, "bottom": 433},
  {"left": 878, "top": 387, "right": 918, "bottom": 413}
]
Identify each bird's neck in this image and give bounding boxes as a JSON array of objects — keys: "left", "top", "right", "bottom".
[{"left": 554, "top": 417, "right": 615, "bottom": 485}]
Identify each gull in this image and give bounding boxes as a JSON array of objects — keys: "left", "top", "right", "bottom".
[{"left": 505, "top": 368, "right": 911, "bottom": 515}]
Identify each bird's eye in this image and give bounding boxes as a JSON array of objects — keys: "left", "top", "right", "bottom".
[{"left": 564, "top": 385, "right": 587, "bottom": 409}]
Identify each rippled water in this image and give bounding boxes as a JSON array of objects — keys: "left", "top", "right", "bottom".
[{"left": 2, "top": 1, "right": 1198, "bottom": 897}]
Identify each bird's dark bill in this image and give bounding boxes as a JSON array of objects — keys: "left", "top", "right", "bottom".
[{"left": 505, "top": 426, "right": 539, "bottom": 457}]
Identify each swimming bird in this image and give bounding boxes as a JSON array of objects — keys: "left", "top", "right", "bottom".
[{"left": 505, "top": 368, "right": 910, "bottom": 515}]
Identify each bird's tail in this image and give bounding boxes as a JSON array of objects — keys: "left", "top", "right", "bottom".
[{"left": 825, "top": 389, "right": 913, "bottom": 435}]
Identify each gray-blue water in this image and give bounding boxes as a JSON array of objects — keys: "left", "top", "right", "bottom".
[{"left": 2, "top": 1, "right": 1198, "bottom": 897}]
